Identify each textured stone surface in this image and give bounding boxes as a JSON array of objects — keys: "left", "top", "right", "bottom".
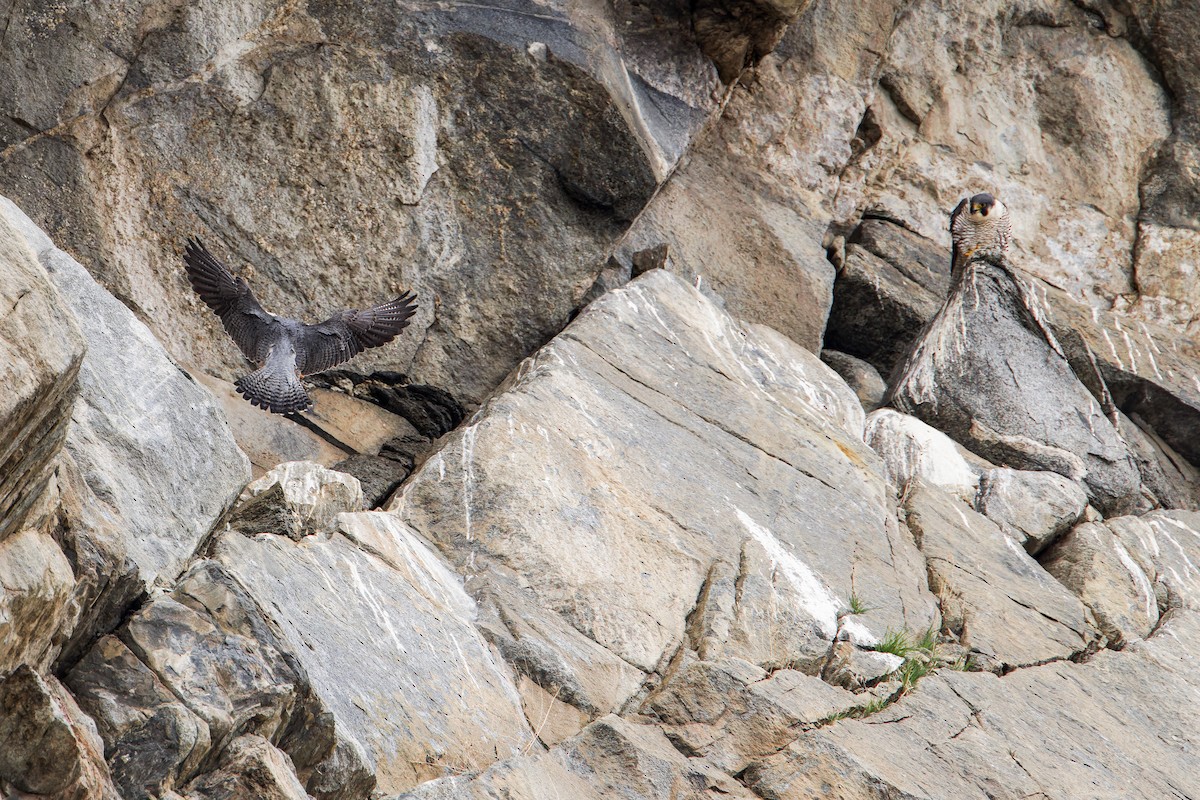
[
  {"left": 394, "top": 271, "right": 938, "bottom": 706},
  {"left": 0, "top": 525, "right": 77, "bottom": 675},
  {"left": 819, "top": 350, "right": 886, "bottom": 411},
  {"left": 891, "top": 257, "right": 1140, "bottom": 514},
  {"left": 609, "top": 0, "right": 904, "bottom": 354},
  {"left": 232, "top": 461, "right": 364, "bottom": 540},
  {"left": 0, "top": 202, "right": 83, "bottom": 543},
  {"left": 213, "top": 513, "right": 533, "bottom": 794},
  {"left": 0, "top": 665, "right": 120, "bottom": 799},
  {"left": 743, "top": 610, "right": 1200, "bottom": 799},
  {"left": 67, "top": 634, "right": 213, "bottom": 799},
  {"left": 195, "top": 372, "right": 351, "bottom": 477},
  {"left": 4, "top": 197, "right": 250, "bottom": 588},
  {"left": 864, "top": 408, "right": 984, "bottom": 503},
  {"left": 904, "top": 482, "right": 1098, "bottom": 671},
  {"left": 975, "top": 467, "right": 1088, "bottom": 554},
  {"left": 0, "top": 1, "right": 723, "bottom": 406},
  {"left": 397, "top": 715, "right": 757, "bottom": 800},
  {"left": 183, "top": 735, "right": 309, "bottom": 800}
]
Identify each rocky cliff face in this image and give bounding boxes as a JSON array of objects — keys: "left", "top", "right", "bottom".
[{"left": 2, "top": 1, "right": 1200, "bottom": 798}]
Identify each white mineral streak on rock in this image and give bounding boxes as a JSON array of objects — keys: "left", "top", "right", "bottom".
[
  {"left": 735, "top": 508, "right": 840, "bottom": 640},
  {"left": 864, "top": 409, "right": 979, "bottom": 500},
  {"left": 1112, "top": 537, "right": 1158, "bottom": 623},
  {"left": 839, "top": 618, "right": 880, "bottom": 648}
]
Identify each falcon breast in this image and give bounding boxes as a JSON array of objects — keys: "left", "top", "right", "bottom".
[
  {"left": 183, "top": 237, "right": 418, "bottom": 414},
  {"left": 949, "top": 192, "right": 1012, "bottom": 280}
]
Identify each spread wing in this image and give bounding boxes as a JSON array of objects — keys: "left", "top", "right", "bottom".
[
  {"left": 183, "top": 237, "right": 275, "bottom": 361},
  {"left": 296, "top": 291, "right": 418, "bottom": 376},
  {"left": 949, "top": 197, "right": 969, "bottom": 276}
]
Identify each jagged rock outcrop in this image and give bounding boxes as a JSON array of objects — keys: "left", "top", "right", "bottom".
[
  {"left": 3, "top": 2, "right": 1200, "bottom": 798},
  {"left": 0, "top": 0, "right": 722, "bottom": 406},
  {"left": 393, "top": 270, "right": 940, "bottom": 717},
  {"left": 891, "top": 256, "right": 1141, "bottom": 514}
]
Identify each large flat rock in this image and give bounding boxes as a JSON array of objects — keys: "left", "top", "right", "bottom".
[
  {"left": 3, "top": 196, "right": 250, "bottom": 589},
  {"left": 212, "top": 513, "right": 533, "bottom": 795},
  {"left": 0, "top": 202, "right": 83, "bottom": 543},
  {"left": 904, "top": 482, "right": 1098, "bottom": 671},
  {"left": 393, "top": 270, "right": 938, "bottom": 713}
]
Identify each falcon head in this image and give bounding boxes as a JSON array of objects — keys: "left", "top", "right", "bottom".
[{"left": 968, "top": 193, "right": 1001, "bottom": 220}]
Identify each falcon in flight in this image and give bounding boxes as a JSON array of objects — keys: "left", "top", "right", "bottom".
[
  {"left": 949, "top": 192, "right": 1011, "bottom": 279},
  {"left": 183, "top": 238, "right": 418, "bottom": 414}
]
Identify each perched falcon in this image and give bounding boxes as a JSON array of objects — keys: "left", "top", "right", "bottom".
[
  {"left": 183, "top": 237, "right": 418, "bottom": 414},
  {"left": 949, "top": 192, "right": 1011, "bottom": 279}
]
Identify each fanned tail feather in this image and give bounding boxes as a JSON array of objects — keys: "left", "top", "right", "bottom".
[{"left": 235, "top": 365, "right": 312, "bottom": 414}]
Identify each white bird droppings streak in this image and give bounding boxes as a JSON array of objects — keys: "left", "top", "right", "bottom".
[
  {"left": 460, "top": 425, "right": 479, "bottom": 541},
  {"left": 735, "top": 508, "right": 840, "bottom": 639}
]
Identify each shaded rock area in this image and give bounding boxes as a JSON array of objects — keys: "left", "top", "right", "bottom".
[{"left": 3, "top": 1, "right": 1200, "bottom": 798}]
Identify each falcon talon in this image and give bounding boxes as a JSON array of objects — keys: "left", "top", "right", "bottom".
[{"left": 183, "top": 237, "right": 418, "bottom": 414}]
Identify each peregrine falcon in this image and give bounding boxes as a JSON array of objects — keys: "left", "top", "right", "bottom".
[
  {"left": 947, "top": 193, "right": 1063, "bottom": 358},
  {"left": 183, "top": 237, "right": 418, "bottom": 414},
  {"left": 949, "top": 192, "right": 1011, "bottom": 279}
]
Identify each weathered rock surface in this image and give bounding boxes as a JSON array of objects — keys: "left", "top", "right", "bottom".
[
  {"left": 891, "top": 257, "right": 1140, "bottom": 514},
  {"left": 0, "top": 1, "right": 723, "bottom": 405},
  {"left": 1044, "top": 510, "right": 1200, "bottom": 652},
  {"left": 196, "top": 372, "right": 352, "bottom": 476},
  {"left": 232, "top": 461, "right": 364, "bottom": 540},
  {"left": 609, "top": 0, "right": 904, "bottom": 354},
  {"left": 826, "top": 218, "right": 949, "bottom": 376},
  {"left": 904, "top": 481, "right": 1098, "bottom": 671},
  {"left": 396, "top": 714, "right": 756, "bottom": 800},
  {"left": 0, "top": 205, "right": 83, "bottom": 543},
  {"left": 0, "top": 524, "right": 77, "bottom": 676},
  {"left": 2, "top": 4, "right": 1200, "bottom": 799},
  {"left": 3, "top": 197, "right": 250, "bottom": 588},
  {"left": 744, "top": 611, "right": 1200, "bottom": 798},
  {"left": 865, "top": 408, "right": 984, "bottom": 503},
  {"left": 67, "top": 634, "right": 213, "bottom": 799},
  {"left": 0, "top": 665, "right": 120, "bottom": 800},
  {"left": 212, "top": 513, "right": 533, "bottom": 794},
  {"left": 394, "top": 270, "right": 938, "bottom": 715},
  {"left": 182, "top": 735, "right": 309, "bottom": 800},
  {"left": 819, "top": 350, "right": 886, "bottom": 411},
  {"left": 975, "top": 467, "right": 1088, "bottom": 555}
]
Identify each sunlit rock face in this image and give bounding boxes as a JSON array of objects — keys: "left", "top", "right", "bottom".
[{"left": 1, "top": 1, "right": 1200, "bottom": 797}]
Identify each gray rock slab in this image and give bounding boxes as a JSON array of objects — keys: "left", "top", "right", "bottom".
[
  {"left": 891, "top": 257, "right": 1140, "bottom": 515},
  {"left": 743, "top": 609, "right": 1200, "bottom": 799},
  {"left": 1041, "top": 521, "right": 1159, "bottom": 650},
  {"left": 826, "top": 224, "right": 948, "bottom": 376},
  {"left": 820, "top": 350, "right": 886, "bottom": 411},
  {"left": 975, "top": 467, "right": 1088, "bottom": 554},
  {"left": 182, "top": 735, "right": 309, "bottom": 800},
  {"left": 395, "top": 714, "right": 757, "bottom": 800},
  {"left": 0, "top": 665, "right": 120, "bottom": 799},
  {"left": 213, "top": 513, "right": 533, "bottom": 795},
  {"left": 864, "top": 408, "right": 985, "bottom": 503},
  {"left": 2, "top": 196, "right": 250, "bottom": 589},
  {"left": 1118, "top": 412, "right": 1200, "bottom": 510},
  {"left": 642, "top": 654, "right": 860, "bottom": 774},
  {"left": 0, "top": 524, "right": 76, "bottom": 675},
  {"left": 67, "top": 634, "right": 213, "bottom": 799},
  {"left": 904, "top": 481, "right": 1098, "bottom": 671},
  {"left": 0, "top": 202, "right": 83, "bottom": 543},
  {"left": 232, "top": 461, "right": 364, "bottom": 540},
  {"left": 394, "top": 270, "right": 938, "bottom": 698}
]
